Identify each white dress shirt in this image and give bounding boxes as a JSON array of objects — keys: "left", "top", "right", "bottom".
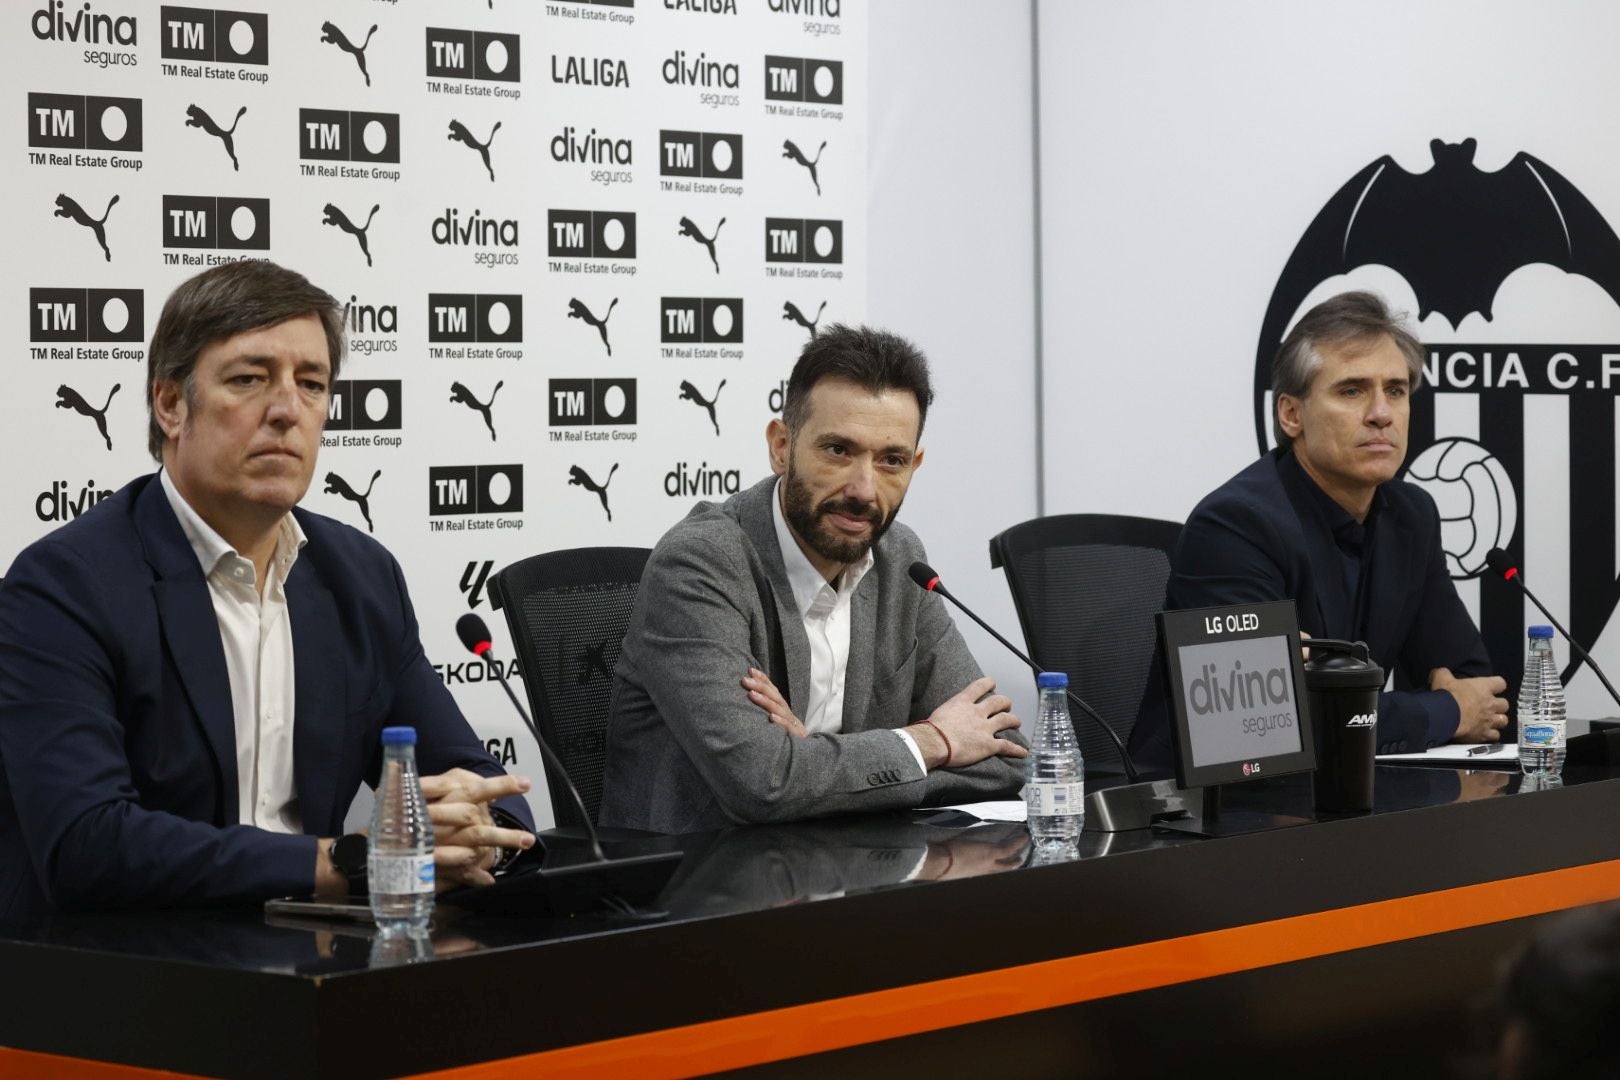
[
  {"left": 160, "top": 470, "right": 306, "bottom": 833},
  {"left": 771, "top": 480, "right": 927, "bottom": 770}
]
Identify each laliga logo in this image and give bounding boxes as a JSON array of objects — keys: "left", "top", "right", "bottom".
[{"left": 1346, "top": 713, "right": 1377, "bottom": 728}]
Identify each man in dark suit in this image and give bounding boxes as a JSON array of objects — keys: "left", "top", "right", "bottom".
[
  {"left": 600, "top": 326, "right": 1028, "bottom": 834},
  {"left": 0, "top": 261, "right": 534, "bottom": 921},
  {"left": 1130, "top": 291, "right": 1508, "bottom": 778}
]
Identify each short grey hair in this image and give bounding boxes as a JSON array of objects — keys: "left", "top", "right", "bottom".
[{"left": 1271, "top": 291, "right": 1425, "bottom": 447}]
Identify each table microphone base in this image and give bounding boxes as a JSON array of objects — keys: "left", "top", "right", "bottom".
[{"left": 1083, "top": 777, "right": 1206, "bottom": 832}]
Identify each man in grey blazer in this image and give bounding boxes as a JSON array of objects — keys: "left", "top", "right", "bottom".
[{"left": 600, "top": 325, "right": 1028, "bottom": 833}]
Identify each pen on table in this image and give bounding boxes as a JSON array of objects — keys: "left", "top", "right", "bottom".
[{"left": 1467, "top": 744, "right": 1505, "bottom": 756}]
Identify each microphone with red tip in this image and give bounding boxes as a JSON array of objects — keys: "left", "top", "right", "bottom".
[
  {"left": 456, "top": 612, "right": 606, "bottom": 861},
  {"left": 907, "top": 561, "right": 1139, "bottom": 782},
  {"left": 1485, "top": 548, "right": 1620, "bottom": 711}
]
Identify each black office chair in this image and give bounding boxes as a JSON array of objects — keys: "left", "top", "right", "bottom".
[
  {"left": 488, "top": 547, "right": 651, "bottom": 830},
  {"left": 988, "top": 515, "right": 1181, "bottom": 777}
]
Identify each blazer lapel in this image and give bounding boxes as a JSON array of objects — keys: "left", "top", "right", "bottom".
[
  {"left": 842, "top": 572, "right": 879, "bottom": 730},
  {"left": 1361, "top": 504, "right": 1416, "bottom": 664},
  {"left": 287, "top": 555, "right": 348, "bottom": 836},
  {"left": 736, "top": 478, "right": 812, "bottom": 716},
  {"left": 136, "top": 480, "right": 238, "bottom": 824}
]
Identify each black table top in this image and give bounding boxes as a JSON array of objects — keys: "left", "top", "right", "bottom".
[{"left": 2, "top": 762, "right": 1615, "bottom": 1079}]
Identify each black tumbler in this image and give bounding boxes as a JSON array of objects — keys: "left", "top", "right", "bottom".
[{"left": 1304, "top": 640, "right": 1383, "bottom": 813}]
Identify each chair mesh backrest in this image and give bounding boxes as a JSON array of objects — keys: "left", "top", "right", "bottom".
[
  {"left": 490, "top": 548, "right": 650, "bottom": 828},
  {"left": 991, "top": 516, "right": 1180, "bottom": 775}
]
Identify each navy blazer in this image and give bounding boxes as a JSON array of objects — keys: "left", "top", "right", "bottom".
[
  {"left": 1129, "top": 450, "right": 1492, "bottom": 778},
  {"left": 0, "top": 475, "right": 530, "bottom": 920}
]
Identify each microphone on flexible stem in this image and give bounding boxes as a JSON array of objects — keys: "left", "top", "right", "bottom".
[
  {"left": 1485, "top": 548, "right": 1620, "bottom": 711},
  {"left": 456, "top": 612, "right": 607, "bottom": 862},
  {"left": 907, "top": 561, "right": 1140, "bottom": 784}
]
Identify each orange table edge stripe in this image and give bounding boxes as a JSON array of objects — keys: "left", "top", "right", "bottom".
[{"left": 9, "top": 858, "right": 1620, "bottom": 1080}]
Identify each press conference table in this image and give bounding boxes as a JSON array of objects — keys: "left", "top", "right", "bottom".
[{"left": 5, "top": 764, "right": 1620, "bottom": 1079}]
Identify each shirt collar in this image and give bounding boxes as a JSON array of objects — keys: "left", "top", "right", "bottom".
[
  {"left": 159, "top": 468, "right": 307, "bottom": 580},
  {"left": 771, "top": 477, "right": 874, "bottom": 618},
  {"left": 1277, "top": 448, "right": 1384, "bottom": 554}
]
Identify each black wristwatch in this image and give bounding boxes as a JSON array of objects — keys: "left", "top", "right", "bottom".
[{"left": 329, "top": 833, "right": 369, "bottom": 894}]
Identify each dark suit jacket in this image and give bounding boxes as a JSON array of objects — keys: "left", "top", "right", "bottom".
[
  {"left": 598, "top": 477, "right": 1026, "bottom": 834},
  {"left": 0, "top": 475, "right": 531, "bottom": 920},
  {"left": 1129, "top": 450, "right": 1492, "bottom": 778}
]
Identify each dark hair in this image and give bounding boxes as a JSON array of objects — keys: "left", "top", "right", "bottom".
[
  {"left": 146, "top": 260, "right": 344, "bottom": 460},
  {"left": 1270, "top": 290, "right": 1425, "bottom": 448},
  {"left": 1498, "top": 903, "right": 1620, "bottom": 1079},
  {"left": 781, "top": 324, "right": 934, "bottom": 440}
]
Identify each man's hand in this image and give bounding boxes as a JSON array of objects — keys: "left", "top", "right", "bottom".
[
  {"left": 907, "top": 677, "right": 1028, "bottom": 770},
  {"left": 743, "top": 667, "right": 807, "bottom": 737},
  {"left": 1430, "top": 667, "right": 1510, "bottom": 743},
  {"left": 419, "top": 769, "right": 535, "bottom": 889}
]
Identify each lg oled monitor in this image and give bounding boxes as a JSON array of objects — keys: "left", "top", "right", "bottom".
[{"left": 1157, "top": 599, "right": 1316, "bottom": 790}]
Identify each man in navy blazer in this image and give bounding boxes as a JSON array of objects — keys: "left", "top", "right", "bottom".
[
  {"left": 1130, "top": 292, "right": 1507, "bottom": 778},
  {"left": 0, "top": 261, "right": 534, "bottom": 921}
]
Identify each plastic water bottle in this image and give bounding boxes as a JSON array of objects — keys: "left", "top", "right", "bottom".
[
  {"left": 369, "top": 727, "right": 435, "bottom": 935},
  {"left": 1518, "top": 626, "right": 1566, "bottom": 777},
  {"left": 1025, "top": 672, "right": 1085, "bottom": 846}
]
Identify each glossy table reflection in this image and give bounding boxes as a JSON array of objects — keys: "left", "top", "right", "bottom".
[{"left": 3, "top": 764, "right": 1620, "bottom": 1079}]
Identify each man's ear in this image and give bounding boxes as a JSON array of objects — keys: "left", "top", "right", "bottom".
[
  {"left": 1276, "top": 395, "right": 1305, "bottom": 441},
  {"left": 767, "top": 418, "right": 791, "bottom": 476},
  {"left": 911, "top": 444, "right": 925, "bottom": 473},
  {"left": 152, "top": 379, "right": 187, "bottom": 442}
]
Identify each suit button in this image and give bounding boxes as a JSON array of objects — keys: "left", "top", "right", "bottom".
[{"left": 866, "top": 772, "right": 882, "bottom": 786}]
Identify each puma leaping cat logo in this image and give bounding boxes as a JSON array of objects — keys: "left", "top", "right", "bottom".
[
  {"left": 566, "top": 297, "right": 617, "bottom": 356},
  {"left": 577, "top": 640, "right": 613, "bottom": 685},
  {"left": 678, "top": 215, "right": 725, "bottom": 274},
  {"left": 54, "top": 193, "right": 118, "bottom": 262},
  {"left": 450, "top": 380, "right": 503, "bottom": 441},
  {"left": 782, "top": 139, "right": 826, "bottom": 196},
  {"left": 568, "top": 464, "right": 618, "bottom": 522},
  {"left": 185, "top": 104, "right": 246, "bottom": 171},
  {"left": 320, "top": 21, "right": 378, "bottom": 87},
  {"left": 322, "top": 203, "right": 379, "bottom": 267},
  {"left": 448, "top": 120, "right": 501, "bottom": 182},
  {"left": 324, "top": 469, "right": 381, "bottom": 533},
  {"left": 56, "top": 383, "right": 120, "bottom": 450},
  {"left": 782, "top": 301, "right": 826, "bottom": 338},
  {"left": 678, "top": 379, "right": 726, "bottom": 436}
]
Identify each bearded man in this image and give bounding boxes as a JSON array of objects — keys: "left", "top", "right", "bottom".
[{"left": 599, "top": 325, "right": 1027, "bottom": 833}]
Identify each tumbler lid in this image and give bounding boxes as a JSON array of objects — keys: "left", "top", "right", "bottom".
[{"left": 1302, "top": 639, "right": 1385, "bottom": 690}]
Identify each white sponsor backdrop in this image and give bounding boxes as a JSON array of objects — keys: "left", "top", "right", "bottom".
[
  {"left": 0, "top": 0, "right": 865, "bottom": 829},
  {"left": 1038, "top": 0, "right": 1620, "bottom": 722}
]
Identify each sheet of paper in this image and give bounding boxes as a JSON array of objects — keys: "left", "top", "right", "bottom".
[
  {"left": 1377, "top": 743, "right": 1519, "bottom": 763},
  {"left": 943, "top": 800, "right": 1028, "bottom": 823}
]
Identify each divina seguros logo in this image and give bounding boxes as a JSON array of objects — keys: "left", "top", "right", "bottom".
[{"left": 32, "top": 2, "right": 138, "bottom": 68}]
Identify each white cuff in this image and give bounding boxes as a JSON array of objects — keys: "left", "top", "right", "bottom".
[{"left": 894, "top": 728, "right": 928, "bottom": 773}]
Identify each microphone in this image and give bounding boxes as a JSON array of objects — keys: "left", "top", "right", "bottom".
[
  {"left": 456, "top": 613, "right": 607, "bottom": 861},
  {"left": 907, "top": 561, "right": 1140, "bottom": 783},
  {"left": 1485, "top": 549, "right": 1620, "bottom": 711}
]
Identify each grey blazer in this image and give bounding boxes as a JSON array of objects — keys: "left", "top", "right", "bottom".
[{"left": 598, "top": 476, "right": 1026, "bottom": 834}]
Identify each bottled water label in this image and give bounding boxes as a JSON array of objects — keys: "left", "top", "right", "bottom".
[
  {"left": 369, "top": 853, "right": 435, "bottom": 895},
  {"left": 1521, "top": 722, "right": 1564, "bottom": 748},
  {"left": 1025, "top": 780, "right": 1085, "bottom": 816}
]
